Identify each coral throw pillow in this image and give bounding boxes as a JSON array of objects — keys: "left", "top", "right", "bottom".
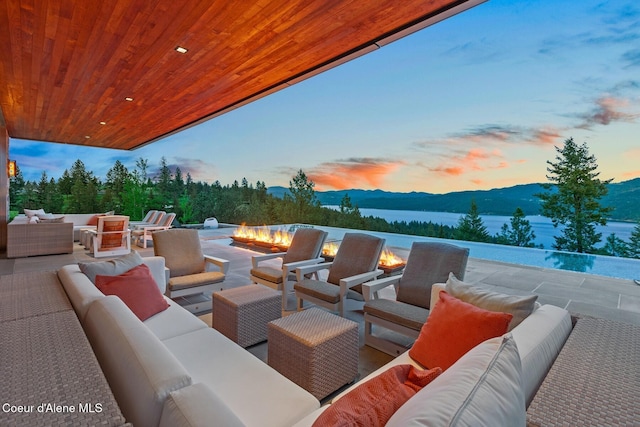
[
  {"left": 95, "top": 264, "right": 169, "bottom": 321},
  {"left": 409, "top": 291, "right": 512, "bottom": 371},
  {"left": 87, "top": 214, "right": 102, "bottom": 226},
  {"left": 312, "top": 364, "right": 442, "bottom": 427}
]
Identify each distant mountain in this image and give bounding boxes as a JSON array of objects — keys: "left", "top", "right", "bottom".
[{"left": 268, "top": 178, "right": 640, "bottom": 222}]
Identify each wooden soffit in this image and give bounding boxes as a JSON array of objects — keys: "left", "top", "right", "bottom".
[{"left": 0, "top": 0, "right": 484, "bottom": 150}]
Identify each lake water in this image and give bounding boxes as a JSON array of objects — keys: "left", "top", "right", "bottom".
[{"left": 325, "top": 206, "right": 637, "bottom": 250}]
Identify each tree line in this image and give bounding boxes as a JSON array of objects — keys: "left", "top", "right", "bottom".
[{"left": 10, "top": 138, "right": 640, "bottom": 259}]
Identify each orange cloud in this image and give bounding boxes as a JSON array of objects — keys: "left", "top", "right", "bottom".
[
  {"left": 430, "top": 147, "right": 507, "bottom": 176},
  {"left": 307, "top": 158, "right": 404, "bottom": 190}
]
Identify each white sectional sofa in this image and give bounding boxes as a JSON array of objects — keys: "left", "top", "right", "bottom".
[
  {"left": 59, "top": 255, "right": 573, "bottom": 426},
  {"left": 58, "top": 255, "right": 320, "bottom": 427},
  {"left": 294, "top": 283, "right": 573, "bottom": 426}
]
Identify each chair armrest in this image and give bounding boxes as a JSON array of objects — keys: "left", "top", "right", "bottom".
[
  {"left": 283, "top": 257, "right": 325, "bottom": 274},
  {"left": 340, "top": 269, "right": 384, "bottom": 295},
  {"left": 361, "top": 275, "right": 402, "bottom": 301},
  {"left": 251, "top": 252, "right": 285, "bottom": 268},
  {"left": 295, "top": 262, "right": 333, "bottom": 281},
  {"left": 430, "top": 283, "right": 446, "bottom": 311},
  {"left": 204, "top": 255, "right": 230, "bottom": 274}
]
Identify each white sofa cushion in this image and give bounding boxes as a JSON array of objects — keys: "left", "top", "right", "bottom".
[
  {"left": 509, "top": 304, "right": 572, "bottom": 406},
  {"left": 145, "top": 298, "right": 208, "bottom": 341},
  {"left": 386, "top": 335, "right": 526, "bottom": 427},
  {"left": 162, "top": 327, "right": 320, "bottom": 427},
  {"left": 160, "top": 382, "right": 245, "bottom": 427},
  {"left": 84, "top": 296, "right": 192, "bottom": 427},
  {"left": 58, "top": 264, "right": 106, "bottom": 321}
]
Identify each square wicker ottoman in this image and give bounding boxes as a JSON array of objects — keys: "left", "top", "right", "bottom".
[
  {"left": 268, "top": 308, "right": 359, "bottom": 400},
  {"left": 212, "top": 284, "right": 281, "bottom": 348}
]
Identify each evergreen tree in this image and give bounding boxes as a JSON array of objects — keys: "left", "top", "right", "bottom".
[
  {"left": 104, "top": 160, "right": 129, "bottom": 212},
  {"left": 601, "top": 233, "right": 629, "bottom": 257},
  {"left": 285, "top": 169, "right": 319, "bottom": 223},
  {"left": 627, "top": 224, "right": 640, "bottom": 259},
  {"left": 495, "top": 207, "right": 536, "bottom": 247},
  {"left": 8, "top": 164, "right": 25, "bottom": 213},
  {"left": 454, "top": 200, "right": 490, "bottom": 242},
  {"left": 536, "top": 138, "right": 613, "bottom": 253}
]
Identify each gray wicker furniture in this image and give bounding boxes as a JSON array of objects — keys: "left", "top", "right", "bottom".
[
  {"left": 250, "top": 228, "right": 328, "bottom": 310},
  {"left": 268, "top": 308, "right": 359, "bottom": 400},
  {"left": 294, "top": 232, "right": 385, "bottom": 317},
  {"left": 362, "top": 241, "right": 470, "bottom": 356},
  {"left": 6, "top": 221, "right": 73, "bottom": 258},
  {"left": 526, "top": 316, "right": 640, "bottom": 426},
  {"left": 152, "top": 228, "right": 230, "bottom": 314},
  {"left": 213, "top": 284, "right": 281, "bottom": 347},
  {"left": 0, "top": 271, "right": 127, "bottom": 427}
]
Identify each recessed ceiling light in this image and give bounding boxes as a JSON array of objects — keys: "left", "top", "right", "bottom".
[
  {"left": 99, "top": 121, "right": 106, "bottom": 125},
  {"left": 175, "top": 46, "right": 188, "bottom": 54},
  {"left": 125, "top": 97, "right": 133, "bottom": 102},
  {"left": 85, "top": 135, "right": 91, "bottom": 139}
]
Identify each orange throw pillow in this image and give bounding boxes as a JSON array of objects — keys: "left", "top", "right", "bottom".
[
  {"left": 312, "top": 364, "right": 442, "bottom": 427},
  {"left": 95, "top": 264, "right": 169, "bottom": 321},
  {"left": 409, "top": 291, "right": 513, "bottom": 371},
  {"left": 87, "top": 214, "right": 102, "bottom": 226}
]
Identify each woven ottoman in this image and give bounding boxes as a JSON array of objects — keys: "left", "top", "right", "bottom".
[
  {"left": 212, "top": 284, "right": 281, "bottom": 348},
  {"left": 268, "top": 308, "right": 359, "bottom": 400}
]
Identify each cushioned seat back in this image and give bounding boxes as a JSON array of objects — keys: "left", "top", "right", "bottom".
[
  {"left": 283, "top": 228, "right": 328, "bottom": 264},
  {"left": 396, "top": 242, "right": 469, "bottom": 309},
  {"left": 153, "top": 229, "right": 205, "bottom": 277},
  {"left": 327, "top": 233, "right": 385, "bottom": 285}
]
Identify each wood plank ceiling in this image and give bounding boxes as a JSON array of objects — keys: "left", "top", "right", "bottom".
[{"left": 0, "top": 0, "right": 484, "bottom": 150}]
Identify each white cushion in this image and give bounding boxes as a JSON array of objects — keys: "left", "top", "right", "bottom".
[
  {"left": 145, "top": 298, "right": 208, "bottom": 341},
  {"left": 162, "top": 327, "right": 320, "bottom": 427},
  {"left": 387, "top": 335, "right": 526, "bottom": 427},
  {"left": 160, "top": 383, "right": 244, "bottom": 427},
  {"left": 84, "top": 296, "right": 192, "bottom": 427},
  {"left": 509, "top": 304, "right": 572, "bottom": 406},
  {"left": 24, "top": 208, "right": 45, "bottom": 217},
  {"left": 58, "top": 264, "right": 106, "bottom": 322}
]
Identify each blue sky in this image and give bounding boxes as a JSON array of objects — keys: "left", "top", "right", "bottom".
[{"left": 10, "top": 0, "right": 640, "bottom": 194}]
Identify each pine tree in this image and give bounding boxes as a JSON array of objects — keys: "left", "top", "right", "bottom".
[
  {"left": 454, "top": 200, "right": 490, "bottom": 242},
  {"left": 536, "top": 138, "right": 613, "bottom": 253},
  {"left": 495, "top": 207, "right": 536, "bottom": 247},
  {"left": 627, "top": 224, "right": 640, "bottom": 259}
]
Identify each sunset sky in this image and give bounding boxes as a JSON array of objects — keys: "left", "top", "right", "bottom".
[{"left": 9, "top": 0, "right": 640, "bottom": 194}]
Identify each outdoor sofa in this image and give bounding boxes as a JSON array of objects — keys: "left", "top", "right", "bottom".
[
  {"left": 57, "top": 251, "right": 573, "bottom": 426},
  {"left": 7, "top": 211, "right": 113, "bottom": 258}
]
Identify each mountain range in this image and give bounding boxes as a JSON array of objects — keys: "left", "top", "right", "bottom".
[{"left": 268, "top": 178, "right": 640, "bottom": 222}]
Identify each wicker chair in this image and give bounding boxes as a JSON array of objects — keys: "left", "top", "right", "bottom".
[
  {"left": 294, "top": 232, "right": 385, "bottom": 317},
  {"left": 362, "top": 241, "right": 469, "bottom": 356},
  {"left": 250, "top": 228, "right": 328, "bottom": 310},
  {"left": 152, "top": 228, "right": 229, "bottom": 314}
]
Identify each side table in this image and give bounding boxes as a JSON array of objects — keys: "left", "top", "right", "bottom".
[{"left": 268, "top": 308, "right": 359, "bottom": 400}]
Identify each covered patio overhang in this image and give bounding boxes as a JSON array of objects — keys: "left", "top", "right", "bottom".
[{"left": 0, "top": 0, "right": 485, "bottom": 252}]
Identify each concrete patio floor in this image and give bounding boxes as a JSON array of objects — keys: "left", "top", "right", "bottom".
[{"left": 2, "top": 226, "right": 639, "bottom": 326}]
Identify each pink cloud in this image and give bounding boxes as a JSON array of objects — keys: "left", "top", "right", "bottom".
[
  {"left": 577, "top": 96, "right": 638, "bottom": 129},
  {"left": 307, "top": 158, "right": 404, "bottom": 190}
]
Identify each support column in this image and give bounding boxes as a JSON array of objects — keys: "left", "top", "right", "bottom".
[{"left": 0, "top": 120, "right": 8, "bottom": 253}]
